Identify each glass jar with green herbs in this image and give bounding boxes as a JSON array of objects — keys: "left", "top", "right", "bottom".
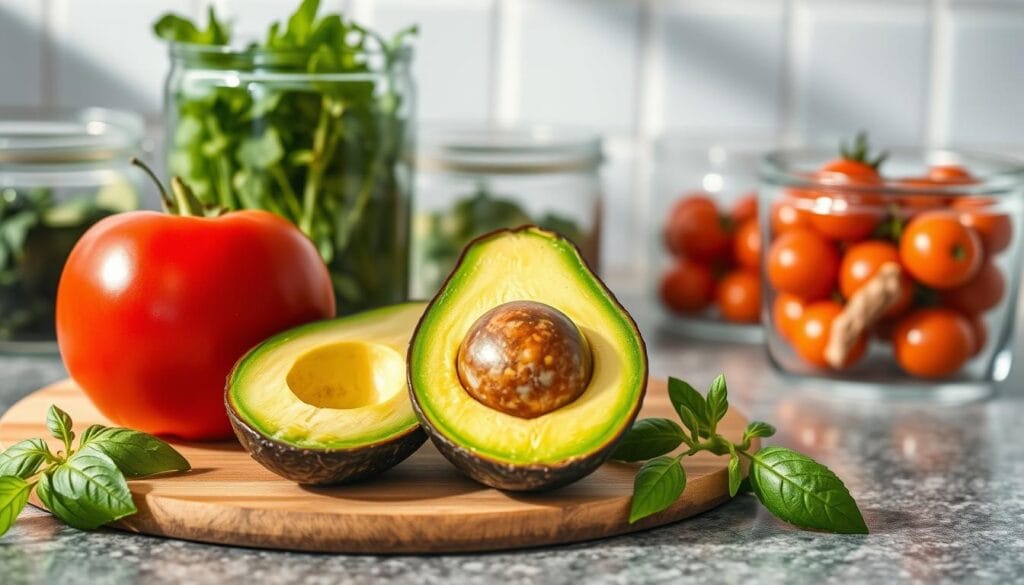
[
  {"left": 412, "top": 127, "right": 603, "bottom": 297},
  {"left": 0, "top": 107, "right": 142, "bottom": 352},
  {"left": 156, "top": 2, "right": 415, "bottom": 313}
]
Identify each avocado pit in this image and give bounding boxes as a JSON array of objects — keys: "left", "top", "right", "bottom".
[{"left": 456, "top": 300, "right": 593, "bottom": 418}]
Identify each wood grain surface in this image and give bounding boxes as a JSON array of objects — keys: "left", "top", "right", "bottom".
[{"left": 0, "top": 378, "right": 751, "bottom": 553}]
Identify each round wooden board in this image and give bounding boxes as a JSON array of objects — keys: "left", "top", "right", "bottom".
[{"left": 0, "top": 379, "right": 751, "bottom": 553}]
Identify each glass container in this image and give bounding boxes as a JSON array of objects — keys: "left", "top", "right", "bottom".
[
  {"left": 411, "top": 126, "right": 603, "bottom": 298},
  {"left": 760, "top": 147, "right": 1024, "bottom": 400},
  {"left": 0, "top": 107, "right": 143, "bottom": 352},
  {"left": 651, "top": 135, "right": 777, "bottom": 342},
  {"left": 164, "top": 41, "right": 414, "bottom": 314}
]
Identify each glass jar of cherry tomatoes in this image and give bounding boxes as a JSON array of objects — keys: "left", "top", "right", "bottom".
[
  {"left": 761, "top": 135, "right": 1024, "bottom": 399},
  {"left": 654, "top": 135, "right": 778, "bottom": 342}
]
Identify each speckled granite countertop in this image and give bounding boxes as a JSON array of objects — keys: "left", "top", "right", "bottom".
[{"left": 2, "top": 293, "right": 1024, "bottom": 585}]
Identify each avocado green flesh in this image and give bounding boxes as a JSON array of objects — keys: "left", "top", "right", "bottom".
[
  {"left": 228, "top": 302, "right": 425, "bottom": 451},
  {"left": 409, "top": 228, "right": 647, "bottom": 466}
]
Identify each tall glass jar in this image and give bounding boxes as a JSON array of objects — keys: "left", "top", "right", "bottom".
[
  {"left": 0, "top": 107, "right": 142, "bottom": 352},
  {"left": 760, "top": 147, "right": 1024, "bottom": 400},
  {"left": 164, "top": 42, "right": 414, "bottom": 314},
  {"left": 411, "top": 126, "right": 603, "bottom": 298}
]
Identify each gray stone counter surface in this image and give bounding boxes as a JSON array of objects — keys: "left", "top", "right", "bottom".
[{"left": 2, "top": 296, "right": 1024, "bottom": 585}]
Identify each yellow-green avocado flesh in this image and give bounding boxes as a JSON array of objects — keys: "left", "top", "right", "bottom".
[
  {"left": 408, "top": 227, "right": 648, "bottom": 491},
  {"left": 227, "top": 302, "right": 427, "bottom": 485}
]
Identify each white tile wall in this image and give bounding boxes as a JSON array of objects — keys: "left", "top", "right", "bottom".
[
  {"left": 790, "top": 0, "right": 931, "bottom": 144},
  {"left": 0, "top": 0, "right": 45, "bottom": 106},
  {"left": 3, "top": 0, "right": 1024, "bottom": 270}
]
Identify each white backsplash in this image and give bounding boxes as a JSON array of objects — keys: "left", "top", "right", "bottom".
[{"left": 2, "top": 0, "right": 1022, "bottom": 272}]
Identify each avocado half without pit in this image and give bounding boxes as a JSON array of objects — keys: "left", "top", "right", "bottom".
[
  {"left": 408, "top": 227, "right": 648, "bottom": 491},
  {"left": 226, "top": 302, "right": 427, "bottom": 485}
]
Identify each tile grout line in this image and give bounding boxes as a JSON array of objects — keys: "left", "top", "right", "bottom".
[
  {"left": 779, "top": 0, "right": 803, "bottom": 146},
  {"left": 632, "top": 0, "right": 660, "bottom": 281},
  {"left": 492, "top": 0, "right": 521, "bottom": 126},
  {"left": 925, "top": 0, "right": 951, "bottom": 147}
]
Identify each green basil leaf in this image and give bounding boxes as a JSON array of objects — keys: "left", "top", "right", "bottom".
[
  {"left": 78, "top": 424, "right": 108, "bottom": 447},
  {"left": 748, "top": 447, "right": 868, "bottom": 534},
  {"left": 78, "top": 428, "right": 190, "bottom": 478},
  {"left": 36, "top": 452, "right": 136, "bottom": 531},
  {"left": 728, "top": 454, "right": 741, "bottom": 497},
  {"left": 0, "top": 476, "right": 32, "bottom": 537},
  {"left": 153, "top": 14, "right": 202, "bottom": 43},
  {"left": 610, "top": 418, "right": 685, "bottom": 462},
  {"left": 237, "top": 128, "right": 284, "bottom": 170},
  {"left": 0, "top": 439, "right": 52, "bottom": 479},
  {"left": 706, "top": 375, "right": 729, "bottom": 429},
  {"left": 45, "top": 406, "right": 74, "bottom": 452},
  {"left": 743, "top": 421, "right": 776, "bottom": 443},
  {"left": 628, "top": 456, "right": 686, "bottom": 523},
  {"left": 667, "top": 377, "right": 709, "bottom": 437}
]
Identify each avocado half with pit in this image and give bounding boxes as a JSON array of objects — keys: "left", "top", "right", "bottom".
[
  {"left": 227, "top": 302, "right": 427, "bottom": 485},
  {"left": 408, "top": 227, "right": 648, "bottom": 491}
]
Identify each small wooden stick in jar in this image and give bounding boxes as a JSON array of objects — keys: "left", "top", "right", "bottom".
[{"left": 824, "top": 262, "right": 903, "bottom": 369}]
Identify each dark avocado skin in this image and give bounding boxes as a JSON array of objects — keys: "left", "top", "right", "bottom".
[
  {"left": 227, "top": 400, "right": 426, "bottom": 486},
  {"left": 409, "top": 383, "right": 645, "bottom": 492},
  {"left": 408, "top": 225, "right": 649, "bottom": 492}
]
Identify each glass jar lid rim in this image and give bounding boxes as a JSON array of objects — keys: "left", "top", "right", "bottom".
[
  {"left": 0, "top": 107, "right": 144, "bottom": 165},
  {"left": 169, "top": 39, "right": 412, "bottom": 59},
  {"left": 416, "top": 126, "right": 603, "bottom": 174},
  {"left": 761, "top": 146, "right": 1024, "bottom": 194}
]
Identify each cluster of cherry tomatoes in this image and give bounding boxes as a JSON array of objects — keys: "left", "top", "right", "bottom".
[
  {"left": 660, "top": 191, "right": 762, "bottom": 324},
  {"left": 766, "top": 141, "right": 1011, "bottom": 380}
]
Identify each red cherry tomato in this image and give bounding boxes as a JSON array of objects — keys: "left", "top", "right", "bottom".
[
  {"left": 767, "top": 228, "right": 839, "bottom": 300},
  {"left": 733, "top": 218, "right": 761, "bottom": 271},
  {"left": 660, "top": 259, "right": 715, "bottom": 314},
  {"left": 731, "top": 192, "right": 758, "bottom": 224},
  {"left": 928, "top": 164, "right": 974, "bottom": 184},
  {"left": 839, "top": 240, "right": 913, "bottom": 317},
  {"left": 800, "top": 158, "right": 884, "bottom": 241},
  {"left": 952, "top": 197, "right": 1012, "bottom": 255},
  {"left": 56, "top": 210, "right": 336, "bottom": 440},
  {"left": 892, "top": 308, "right": 974, "bottom": 379},
  {"left": 664, "top": 195, "right": 732, "bottom": 261},
  {"left": 772, "top": 293, "right": 806, "bottom": 342},
  {"left": 771, "top": 198, "right": 810, "bottom": 235},
  {"left": 899, "top": 211, "right": 982, "bottom": 289},
  {"left": 716, "top": 270, "right": 761, "bottom": 323},
  {"left": 791, "top": 300, "right": 866, "bottom": 369},
  {"left": 940, "top": 262, "right": 1005, "bottom": 316}
]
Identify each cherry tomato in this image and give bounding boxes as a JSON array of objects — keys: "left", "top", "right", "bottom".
[
  {"left": 767, "top": 228, "right": 839, "bottom": 300},
  {"left": 899, "top": 211, "right": 982, "bottom": 289},
  {"left": 892, "top": 308, "right": 974, "bottom": 378},
  {"left": 839, "top": 240, "right": 913, "bottom": 317},
  {"left": 953, "top": 197, "right": 1012, "bottom": 255},
  {"left": 896, "top": 177, "right": 951, "bottom": 217},
  {"left": 940, "top": 261, "right": 1005, "bottom": 316},
  {"left": 772, "top": 293, "right": 806, "bottom": 342},
  {"left": 819, "top": 157, "right": 884, "bottom": 184},
  {"left": 791, "top": 301, "right": 866, "bottom": 369},
  {"left": 731, "top": 192, "right": 758, "bottom": 224},
  {"left": 733, "top": 218, "right": 761, "bottom": 271},
  {"left": 716, "top": 270, "right": 761, "bottom": 323},
  {"left": 660, "top": 259, "right": 715, "bottom": 314},
  {"left": 968, "top": 314, "right": 987, "bottom": 356},
  {"left": 771, "top": 197, "right": 810, "bottom": 234},
  {"left": 664, "top": 194, "right": 732, "bottom": 261},
  {"left": 56, "top": 210, "right": 336, "bottom": 440},
  {"left": 928, "top": 164, "right": 974, "bottom": 184},
  {"left": 803, "top": 192, "right": 883, "bottom": 242}
]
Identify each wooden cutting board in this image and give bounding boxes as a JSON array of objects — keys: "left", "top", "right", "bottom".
[{"left": 0, "top": 378, "right": 751, "bottom": 553}]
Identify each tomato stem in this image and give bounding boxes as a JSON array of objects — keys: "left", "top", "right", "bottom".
[
  {"left": 131, "top": 157, "right": 176, "bottom": 213},
  {"left": 171, "top": 177, "right": 198, "bottom": 217}
]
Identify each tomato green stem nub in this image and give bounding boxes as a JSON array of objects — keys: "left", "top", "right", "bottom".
[{"left": 131, "top": 157, "right": 176, "bottom": 213}]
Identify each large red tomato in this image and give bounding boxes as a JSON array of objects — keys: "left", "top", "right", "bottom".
[{"left": 56, "top": 210, "right": 336, "bottom": 440}]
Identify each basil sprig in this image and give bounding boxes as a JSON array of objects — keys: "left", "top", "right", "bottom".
[
  {"left": 614, "top": 375, "right": 868, "bottom": 534},
  {"left": 0, "top": 406, "right": 190, "bottom": 538}
]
